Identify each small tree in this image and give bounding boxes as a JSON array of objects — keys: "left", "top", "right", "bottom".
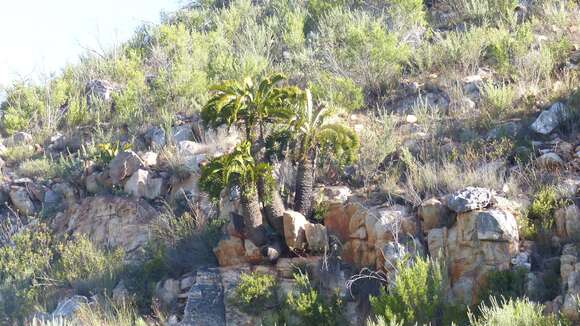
[
  {"left": 291, "top": 90, "right": 358, "bottom": 217},
  {"left": 199, "top": 141, "right": 272, "bottom": 245},
  {"left": 201, "top": 74, "right": 302, "bottom": 233}
]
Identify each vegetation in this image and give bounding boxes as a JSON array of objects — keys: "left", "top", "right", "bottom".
[
  {"left": 478, "top": 268, "right": 528, "bottom": 305},
  {"left": 232, "top": 272, "right": 277, "bottom": 314},
  {"left": 469, "top": 297, "right": 561, "bottom": 326}
]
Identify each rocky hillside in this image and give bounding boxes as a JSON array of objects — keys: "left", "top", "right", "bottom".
[{"left": 0, "top": 0, "right": 578, "bottom": 325}]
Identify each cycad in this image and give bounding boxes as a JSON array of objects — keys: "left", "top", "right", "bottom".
[
  {"left": 199, "top": 141, "right": 271, "bottom": 245},
  {"left": 292, "top": 90, "right": 359, "bottom": 217},
  {"left": 201, "top": 74, "right": 302, "bottom": 234}
]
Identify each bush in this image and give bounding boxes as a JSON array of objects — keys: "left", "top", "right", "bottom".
[
  {"left": 370, "top": 256, "right": 447, "bottom": 325},
  {"left": 0, "top": 83, "right": 45, "bottom": 135},
  {"left": 478, "top": 268, "right": 527, "bottom": 305},
  {"left": 52, "top": 236, "right": 124, "bottom": 295},
  {"left": 17, "top": 158, "right": 55, "bottom": 179},
  {"left": 233, "top": 272, "right": 277, "bottom": 314},
  {"left": 2, "top": 145, "right": 37, "bottom": 164},
  {"left": 481, "top": 81, "right": 516, "bottom": 121},
  {"left": 443, "top": 0, "right": 518, "bottom": 26},
  {"left": 285, "top": 271, "right": 345, "bottom": 326},
  {"left": 310, "top": 74, "right": 364, "bottom": 112},
  {"left": 0, "top": 225, "right": 54, "bottom": 321},
  {"left": 469, "top": 297, "right": 560, "bottom": 326}
]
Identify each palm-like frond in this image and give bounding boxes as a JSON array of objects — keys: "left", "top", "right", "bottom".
[
  {"left": 199, "top": 141, "right": 272, "bottom": 200},
  {"left": 201, "top": 74, "right": 303, "bottom": 141}
]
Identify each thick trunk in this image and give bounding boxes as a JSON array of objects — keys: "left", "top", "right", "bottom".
[
  {"left": 257, "top": 175, "right": 285, "bottom": 235},
  {"left": 240, "top": 187, "right": 266, "bottom": 246},
  {"left": 294, "top": 158, "right": 315, "bottom": 217}
]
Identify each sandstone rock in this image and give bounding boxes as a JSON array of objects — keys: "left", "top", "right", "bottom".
[
  {"left": 172, "top": 125, "right": 194, "bottom": 143},
  {"left": 443, "top": 208, "right": 519, "bottom": 304},
  {"left": 486, "top": 121, "right": 521, "bottom": 140},
  {"left": 323, "top": 203, "right": 352, "bottom": 242},
  {"left": 182, "top": 268, "right": 226, "bottom": 326},
  {"left": 427, "top": 228, "right": 447, "bottom": 257},
  {"left": 376, "top": 241, "right": 407, "bottom": 272},
  {"left": 304, "top": 223, "right": 328, "bottom": 253},
  {"left": 446, "top": 187, "right": 492, "bottom": 213},
  {"left": 141, "top": 151, "right": 158, "bottom": 167},
  {"left": 123, "top": 169, "right": 163, "bottom": 199},
  {"left": 6, "top": 131, "right": 33, "bottom": 146},
  {"left": 562, "top": 293, "right": 580, "bottom": 321},
  {"left": 530, "top": 102, "right": 569, "bottom": 134},
  {"left": 556, "top": 204, "right": 580, "bottom": 240},
  {"left": 511, "top": 252, "right": 531, "bottom": 271},
  {"left": 475, "top": 209, "right": 518, "bottom": 242},
  {"left": 9, "top": 186, "right": 35, "bottom": 215},
  {"left": 214, "top": 237, "right": 246, "bottom": 267},
  {"left": 343, "top": 239, "right": 376, "bottom": 268},
  {"left": 85, "top": 79, "right": 116, "bottom": 106},
  {"left": 143, "top": 126, "right": 166, "bottom": 148},
  {"left": 155, "top": 278, "right": 181, "bottom": 306},
  {"left": 536, "top": 152, "right": 564, "bottom": 168},
  {"left": 244, "top": 240, "right": 262, "bottom": 264},
  {"left": 52, "top": 295, "right": 89, "bottom": 319},
  {"left": 283, "top": 210, "right": 308, "bottom": 250},
  {"left": 319, "top": 186, "right": 352, "bottom": 205},
  {"left": 52, "top": 182, "right": 77, "bottom": 208},
  {"left": 65, "top": 196, "right": 158, "bottom": 254},
  {"left": 108, "top": 150, "right": 144, "bottom": 184},
  {"left": 419, "top": 198, "right": 452, "bottom": 233},
  {"left": 85, "top": 173, "right": 103, "bottom": 194}
]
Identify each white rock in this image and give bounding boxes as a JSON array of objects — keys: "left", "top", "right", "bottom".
[
  {"left": 283, "top": 210, "right": 308, "bottom": 250},
  {"left": 530, "top": 102, "right": 569, "bottom": 134}
]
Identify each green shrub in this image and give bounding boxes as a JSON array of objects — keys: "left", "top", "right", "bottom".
[
  {"left": 1, "top": 144, "right": 37, "bottom": 164},
  {"left": 443, "top": 0, "right": 518, "bottom": 26},
  {"left": 17, "top": 158, "right": 54, "bottom": 179},
  {"left": 0, "top": 225, "right": 54, "bottom": 321},
  {"left": 528, "top": 187, "right": 561, "bottom": 221},
  {"left": 0, "top": 83, "right": 45, "bottom": 134},
  {"left": 481, "top": 81, "right": 516, "bottom": 121},
  {"left": 310, "top": 74, "right": 364, "bottom": 112},
  {"left": 285, "top": 271, "right": 345, "bottom": 326},
  {"left": 469, "top": 297, "right": 560, "bottom": 326},
  {"left": 370, "top": 256, "right": 446, "bottom": 325},
  {"left": 52, "top": 236, "right": 124, "bottom": 295},
  {"left": 478, "top": 268, "right": 527, "bottom": 305},
  {"left": 233, "top": 272, "right": 277, "bottom": 314}
]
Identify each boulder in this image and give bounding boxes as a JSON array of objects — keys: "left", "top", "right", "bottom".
[
  {"left": 6, "top": 132, "right": 33, "bottom": 146},
  {"left": 172, "top": 125, "right": 194, "bottom": 143},
  {"left": 444, "top": 208, "right": 519, "bottom": 304},
  {"left": 108, "top": 150, "right": 144, "bottom": 184},
  {"left": 283, "top": 210, "right": 309, "bottom": 250},
  {"left": 85, "top": 79, "right": 116, "bottom": 106},
  {"left": 324, "top": 203, "right": 354, "bottom": 243},
  {"left": 155, "top": 278, "right": 181, "bottom": 306},
  {"left": 304, "top": 223, "right": 328, "bottom": 253},
  {"left": 123, "top": 169, "right": 163, "bottom": 199},
  {"left": 52, "top": 295, "right": 89, "bottom": 319},
  {"left": 9, "top": 186, "right": 35, "bottom": 215},
  {"left": 555, "top": 204, "right": 580, "bottom": 240},
  {"left": 343, "top": 239, "right": 376, "bottom": 268},
  {"left": 213, "top": 237, "right": 246, "bottom": 267},
  {"left": 419, "top": 198, "right": 453, "bottom": 232},
  {"left": 65, "top": 196, "right": 158, "bottom": 254},
  {"left": 536, "top": 152, "right": 564, "bottom": 168},
  {"left": 143, "top": 126, "right": 166, "bottom": 149},
  {"left": 141, "top": 151, "right": 158, "bottom": 167},
  {"left": 530, "top": 102, "right": 569, "bottom": 135},
  {"left": 244, "top": 240, "right": 262, "bottom": 264},
  {"left": 446, "top": 187, "right": 492, "bottom": 213}
]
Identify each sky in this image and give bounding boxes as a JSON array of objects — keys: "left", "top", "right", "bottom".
[{"left": 0, "top": 0, "right": 182, "bottom": 100}]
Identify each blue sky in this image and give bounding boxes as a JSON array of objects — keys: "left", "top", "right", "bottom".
[{"left": 0, "top": 0, "right": 182, "bottom": 99}]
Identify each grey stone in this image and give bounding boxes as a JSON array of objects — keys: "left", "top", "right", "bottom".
[
  {"left": 446, "top": 187, "right": 492, "bottom": 213},
  {"left": 52, "top": 295, "right": 89, "bottom": 319},
  {"left": 530, "top": 102, "right": 569, "bottom": 134},
  {"left": 9, "top": 187, "right": 35, "bottom": 215},
  {"left": 182, "top": 268, "right": 225, "bottom": 326},
  {"left": 143, "top": 126, "right": 166, "bottom": 149},
  {"left": 304, "top": 223, "right": 328, "bottom": 253},
  {"left": 108, "top": 150, "right": 144, "bottom": 184},
  {"left": 476, "top": 209, "right": 518, "bottom": 242},
  {"left": 536, "top": 152, "right": 564, "bottom": 168},
  {"left": 123, "top": 169, "right": 163, "bottom": 199},
  {"left": 172, "top": 125, "right": 194, "bottom": 143}
]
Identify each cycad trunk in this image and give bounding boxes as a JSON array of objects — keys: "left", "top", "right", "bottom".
[
  {"left": 240, "top": 186, "right": 266, "bottom": 246},
  {"left": 294, "top": 158, "right": 314, "bottom": 217},
  {"left": 260, "top": 181, "right": 285, "bottom": 235}
]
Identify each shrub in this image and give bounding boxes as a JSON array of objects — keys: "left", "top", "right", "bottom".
[
  {"left": 370, "top": 256, "right": 447, "bottom": 325},
  {"left": 0, "top": 225, "right": 54, "bottom": 321},
  {"left": 431, "top": 26, "right": 491, "bottom": 73},
  {"left": 481, "top": 81, "right": 516, "bottom": 121},
  {"left": 52, "top": 236, "right": 124, "bottom": 295},
  {"left": 528, "top": 186, "right": 561, "bottom": 221},
  {"left": 469, "top": 297, "right": 560, "bottom": 326},
  {"left": 2, "top": 145, "right": 37, "bottom": 164},
  {"left": 478, "top": 268, "right": 527, "bottom": 305},
  {"left": 285, "top": 271, "right": 345, "bottom": 326},
  {"left": 443, "top": 0, "right": 518, "bottom": 26},
  {"left": 0, "top": 83, "right": 45, "bottom": 135},
  {"left": 310, "top": 74, "right": 364, "bottom": 112},
  {"left": 233, "top": 272, "right": 277, "bottom": 314}
]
